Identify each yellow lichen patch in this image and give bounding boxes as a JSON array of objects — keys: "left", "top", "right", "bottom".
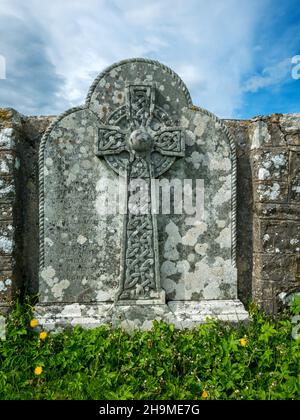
[
  {"left": 0, "top": 109, "right": 13, "bottom": 121},
  {"left": 0, "top": 109, "right": 14, "bottom": 128}
]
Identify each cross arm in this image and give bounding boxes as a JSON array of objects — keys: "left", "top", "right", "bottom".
[
  {"left": 96, "top": 125, "right": 128, "bottom": 156},
  {"left": 153, "top": 128, "right": 184, "bottom": 157}
]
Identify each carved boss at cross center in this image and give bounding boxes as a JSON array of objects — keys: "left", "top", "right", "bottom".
[{"left": 96, "top": 84, "right": 185, "bottom": 304}]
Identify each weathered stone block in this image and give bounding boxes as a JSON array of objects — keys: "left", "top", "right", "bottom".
[
  {"left": 249, "top": 120, "right": 272, "bottom": 149},
  {"left": 0, "top": 272, "right": 13, "bottom": 302},
  {"left": 0, "top": 176, "right": 15, "bottom": 201},
  {"left": 252, "top": 149, "right": 288, "bottom": 181},
  {"left": 254, "top": 181, "right": 288, "bottom": 203},
  {"left": 0, "top": 256, "right": 13, "bottom": 274},
  {"left": 286, "top": 133, "right": 300, "bottom": 146},
  {"left": 254, "top": 219, "right": 300, "bottom": 254},
  {"left": 255, "top": 203, "right": 300, "bottom": 220},
  {"left": 289, "top": 149, "right": 300, "bottom": 203},
  {"left": 249, "top": 116, "right": 286, "bottom": 148},
  {"left": 0, "top": 152, "right": 14, "bottom": 175},
  {"left": 267, "top": 116, "right": 287, "bottom": 147},
  {"left": 0, "top": 128, "right": 15, "bottom": 150},
  {"left": 253, "top": 253, "right": 300, "bottom": 292},
  {"left": 0, "top": 203, "right": 13, "bottom": 220},
  {"left": 280, "top": 114, "right": 300, "bottom": 134},
  {"left": 0, "top": 221, "right": 14, "bottom": 255}
]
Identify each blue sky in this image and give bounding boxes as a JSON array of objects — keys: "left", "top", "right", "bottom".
[{"left": 0, "top": 0, "right": 299, "bottom": 118}]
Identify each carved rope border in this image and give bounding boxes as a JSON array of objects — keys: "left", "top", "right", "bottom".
[{"left": 39, "top": 57, "right": 237, "bottom": 274}]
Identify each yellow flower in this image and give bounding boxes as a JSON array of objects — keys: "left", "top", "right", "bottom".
[
  {"left": 239, "top": 338, "right": 248, "bottom": 347},
  {"left": 34, "top": 366, "right": 43, "bottom": 376},
  {"left": 30, "top": 319, "right": 39, "bottom": 328},
  {"left": 39, "top": 331, "right": 48, "bottom": 341},
  {"left": 202, "top": 390, "right": 209, "bottom": 399}
]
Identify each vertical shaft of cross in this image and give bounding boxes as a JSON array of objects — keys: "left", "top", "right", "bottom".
[
  {"left": 97, "top": 83, "right": 184, "bottom": 304},
  {"left": 117, "top": 155, "right": 161, "bottom": 302}
]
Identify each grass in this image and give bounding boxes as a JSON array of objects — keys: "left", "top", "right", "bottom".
[{"left": 0, "top": 300, "right": 299, "bottom": 400}]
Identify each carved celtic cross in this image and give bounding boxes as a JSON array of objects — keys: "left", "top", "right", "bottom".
[{"left": 96, "top": 84, "right": 184, "bottom": 304}]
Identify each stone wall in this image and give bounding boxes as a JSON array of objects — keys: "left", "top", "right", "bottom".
[
  {"left": 0, "top": 108, "right": 299, "bottom": 317},
  {"left": 250, "top": 115, "right": 300, "bottom": 312},
  {"left": 0, "top": 109, "right": 20, "bottom": 334}
]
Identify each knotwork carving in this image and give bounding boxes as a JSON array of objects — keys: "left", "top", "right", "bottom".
[{"left": 96, "top": 83, "right": 185, "bottom": 303}]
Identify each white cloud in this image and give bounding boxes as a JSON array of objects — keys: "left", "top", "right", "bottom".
[
  {"left": 0, "top": 0, "right": 273, "bottom": 117},
  {"left": 243, "top": 58, "right": 292, "bottom": 93}
]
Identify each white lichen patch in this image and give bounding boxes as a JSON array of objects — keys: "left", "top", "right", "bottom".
[
  {"left": 193, "top": 113, "right": 209, "bottom": 138},
  {"left": 215, "top": 227, "right": 231, "bottom": 249},
  {"left": 61, "top": 303, "right": 82, "bottom": 317},
  {"left": 96, "top": 290, "right": 111, "bottom": 301},
  {"left": 216, "top": 220, "right": 226, "bottom": 228},
  {"left": 112, "top": 90, "right": 125, "bottom": 105},
  {"left": 212, "top": 176, "right": 231, "bottom": 207},
  {"left": 81, "top": 160, "right": 92, "bottom": 170},
  {"left": 45, "top": 237, "right": 54, "bottom": 247},
  {"left": 0, "top": 184, "right": 14, "bottom": 197},
  {"left": 292, "top": 185, "right": 300, "bottom": 193},
  {"left": 176, "top": 260, "right": 190, "bottom": 275},
  {"left": 258, "top": 183, "right": 281, "bottom": 201},
  {"left": 251, "top": 121, "right": 271, "bottom": 149},
  {"left": 182, "top": 222, "right": 207, "bottom": 246},
  {"left": 290, "top": 238, "right": 299, "bottom": 245},
  {"left": 185, "top": 130, "right": 196, "bottom": 146},
  {"left": 77, "top": 235, "right": 87, "bottom": 245},
  {"left": 187, "top": 253, "right": 196, "bottom": 262},
  {"left": 0, "top": 236, "right": 13, "bottom": 253},
  {"left": 209, "top": 156, "right": 231, "bottom": 172},
  {"left": 0, "top": 128, "right": 15, "bottom": 149},
  {"left": 195, "top": 243, "right": 208, "bottom": 255},
  {"left": 263, "top": 234, "right": 270, "bottom": 242},
  {"left": 45, "top": 157, "right": 53, "bottom": 166},
  {"left": 271, "top": 154, "right": 286, "bottom": 168},
  {"left": 41, "top": 266, "right": 56, "bottom": 284},
  {"left": 65, "top": 171, "right": 76, "bottom": 186},
  {"left": 164, "top": 221, "right": 182, "bottom": 261},
  {"left": 181, "top": 115, "right": 190, "bottom": 129},
  {"left": 0, "top": 159, "right": 9, "bottom": 174},
  {"left": 162, "top": 250, "right": 237, "bottom": 300},
  {"left": 52, "top": 279, "right": 70, "bottom": 299},
  {"left": 161, "top": 260, "right": 177, "bottom": 279},
  {"left": 186, "top": 151, "right": 204, "bottom": 169},
  {"left": 258, "top": 168, "right": 270, "bottom": 180}
]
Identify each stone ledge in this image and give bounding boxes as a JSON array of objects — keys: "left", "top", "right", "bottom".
[{"left": 34, "top": 300, "right": 249, "bottom": 332}]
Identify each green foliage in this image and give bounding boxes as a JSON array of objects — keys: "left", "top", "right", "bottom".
[
  {"left": 291, "top": 295, "right": 300, "bottom": 316},
  {"left": 0, "top": 302, "right": 299, "bottom": 400}
]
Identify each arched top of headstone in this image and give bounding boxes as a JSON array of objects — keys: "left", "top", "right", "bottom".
[
  {"left": 40, "top": 58, "right": 236, "bottom": 165},
  {"left": 85, "top": 58, "right": 193, "bottom": 115}
]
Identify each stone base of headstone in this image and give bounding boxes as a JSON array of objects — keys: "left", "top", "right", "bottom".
[{"left": 34, "top": 300, "right": 248, "bottom": 332}]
